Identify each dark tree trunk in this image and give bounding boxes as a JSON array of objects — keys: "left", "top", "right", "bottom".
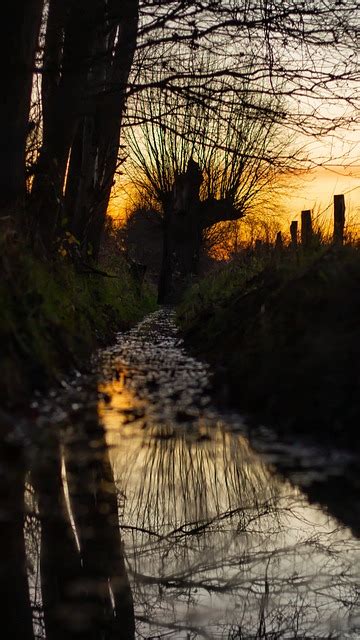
[
  {"left": 158, "top": 159, "right": 242, "bottom": 303},
  {"left": 31, "top": 0, "right": 101, "bottom": 247},
  {"left": 158, "top": 160, "right": 203, "bottom": 303},
  {"left": 65, "top": 0, "right": 139, "bottom": 260},
  {"left": 65, "top": 115, "right": 97, "bottom": 246},
  {"left": 0, "top": 441, "right": 34, "bottom": 639},
  {"left": 41, "top": 0, "right": 67, "bottom": 138},
  {"left": 0, "top": 0, "right": 43, "bottom": 216},
  {"left": 158, "top": 203, "right": 174, "bottom": 305}
]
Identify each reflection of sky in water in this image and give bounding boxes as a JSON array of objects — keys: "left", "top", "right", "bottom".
[
  {"left": 21, "top": 309, "right": 360, "bottom": 639},
  {"left": 99, "top": 372, "right": 360, "bottom": 639}
]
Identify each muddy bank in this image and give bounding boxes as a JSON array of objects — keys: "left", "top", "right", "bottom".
[
  {"left": 0, "top": 242, "right": 156, "bottom": 408},
  {"left": 178, "top": 246, "right": 360, "bottom": 447}
]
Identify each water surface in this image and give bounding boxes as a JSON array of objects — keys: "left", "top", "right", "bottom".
[{"left": 2, "top": 309, "right": 359, "bottom": 639}]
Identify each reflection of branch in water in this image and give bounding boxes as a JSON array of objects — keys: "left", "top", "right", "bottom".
[
  {"left": 97, "top": 311, "right": 360, "bottom": 639},
  {"left": 106, "top": 421, "right": 359, "bottom": 640},
  {"left": 135, "top": 613, "right": 213, "bottom": 640},
  {"left": 32, "top": 431, "right": 85, "bottom": 640},
  {"left": 64, "top": 416, "right": 135, "bottom": 640},
  {"left": 122, "top": 497, "right": 290, "bottom": 551},
  {"left": 27, "top": 408, "right": 135, "bottom": 640},
  {"left": 110, "top": 423, "right": 285, "bottom": 534},
  {"left": 24, "top": 480, "right": 44, "bottom": 638}
]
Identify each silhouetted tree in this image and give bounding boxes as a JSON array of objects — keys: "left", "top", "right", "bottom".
[
  {"left": 64, "top": 0, "right": 140, "bottom": 259},
  {"left": 30, "top": 0, "right": 139, "bottom": 255},
  {"left": 0, "top": 1, "right": 43, "bottom": 216},
  {"left": 124, "top": 65, "right": 298, "bottom": 300}
]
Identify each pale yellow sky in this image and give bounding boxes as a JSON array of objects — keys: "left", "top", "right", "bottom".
[{"left": 282, "top": 165, "right": 360, "bottom": 234}]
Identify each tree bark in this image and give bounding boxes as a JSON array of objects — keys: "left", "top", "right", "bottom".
[
  {"left": 0, "top": 0, "right": 43, "bottom": 216},
  {"left": 32, "top": 0, "right": 101, "bottom": 247},
  {"left": 158, "top": 160, "right": 203, "bottom": 303},
  {"left": 158, "top": 160, "right": 242, "bottom": 303},
  {"left": 65, "top": 0, "right": 139, "bottom": 259}
]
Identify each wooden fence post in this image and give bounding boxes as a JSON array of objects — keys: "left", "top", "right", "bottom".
[
  {"left": 301, "top": 210, "right": 313, "bottom": 247},
  {"left": 290, "top": 221, "right": 298, "bottom": 248},
  {"left": 275, "top": 231, "right": 283, "bottom": 251},
  {"left": 333, "top": 194, "right": 345, "bottom": 245}
]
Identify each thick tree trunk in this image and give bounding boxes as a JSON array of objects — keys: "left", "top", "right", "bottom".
[
  {"left": 32, "top": 0, "right": 101, "bottom": 247},
  {"left": 158, "top": 162, "right": 204, "bottom": 303},
  {"left": 65, "top": 0, "right": 139, "bottom": 260},
  {"left": 158, "top": 160, "right": 243, "bottom": 303},
  {"left": 65, "top": 116, "right": 97, "bottom": 245},
  {"left": 0, "top": 0, "right": 43, "bottom": 216},
  {"left": 41, "top": 0, "right": 67, "bottom": 138},
  {"left": 158, "top": 204, "right": 174, "bottom": 304}
]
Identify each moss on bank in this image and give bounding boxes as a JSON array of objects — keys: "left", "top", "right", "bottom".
[
  {"left": 0, "top": 238, "right": 156, "bottom": 407},
  {"left": 178, "top": 246, "right": 360, "bottom": 445}
]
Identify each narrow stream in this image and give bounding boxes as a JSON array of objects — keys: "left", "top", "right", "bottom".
[{"left": 2, "top": 309, "right": 359, "bottom": 639}]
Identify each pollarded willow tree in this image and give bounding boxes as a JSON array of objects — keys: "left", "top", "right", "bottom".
[
  {"left": 119, "top": 0, "right": 360, "bottom": 299},
  {"left": 126, "top": 72, "right": 292, "bottom": 209},
  {"left": 124, "top": 58, "right": 302, "bottom": 300}
]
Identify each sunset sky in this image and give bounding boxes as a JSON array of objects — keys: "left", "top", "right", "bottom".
[
  {"left": 283, "top": 164, "right": 360, "bottom": 231},
  {"left": 109, "top": 164, "right": 360, "bottom": 237}
]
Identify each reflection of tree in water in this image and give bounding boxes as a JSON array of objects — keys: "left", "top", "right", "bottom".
[
  {"left": 107, "top": 421, "right": 360, "bottom": 639},
  {"left": 111, "top": 423, "right": 282, "bottom": 529},
  {"left": 0, "top": 433, "right": 34, "bottom": 639},
  {"left": 1, "top": 405, "right": 135, "bottom": 640},
  {"left": 24, "top": 480, "right": 44, "bottom": 638}
]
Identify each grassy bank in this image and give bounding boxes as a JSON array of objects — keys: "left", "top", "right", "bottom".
[
  {"left": 0, "top": 233, "right": 156, "bottom": 407},
  {"left": 178, "top": 245, "right": 360, "bottom": 445}
]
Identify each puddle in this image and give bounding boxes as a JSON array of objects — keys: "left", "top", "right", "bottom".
[{"left": 1, "top": 309, "right": 359, "bottom": 639}]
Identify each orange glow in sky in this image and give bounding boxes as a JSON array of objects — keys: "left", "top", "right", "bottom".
[
  {"left": 282, "top": 165, "right": 360, "bottom": 231},
  {"left": 108, "top": 165, "right": 360, "bottom": 245}
]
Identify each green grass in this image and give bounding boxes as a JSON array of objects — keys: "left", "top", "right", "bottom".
[
  {"left": 178, "top": 245, "right": 328, "bottom": 346},
  {"left": 0, "top": 237, "right": 156, "bottom": 407},
  {"left": 178, "top": 244, "right": 360, "bottom": 444}
]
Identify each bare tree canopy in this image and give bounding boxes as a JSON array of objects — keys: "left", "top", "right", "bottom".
[
  {"left": 124, "top": 64, "right": 299, "bottom": 212},
  {"left": 2, "top": 0, "right": 360, "bottom": 254},
  {"left": 131, "top": 0, "right": 360, "bottom": 136}
]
